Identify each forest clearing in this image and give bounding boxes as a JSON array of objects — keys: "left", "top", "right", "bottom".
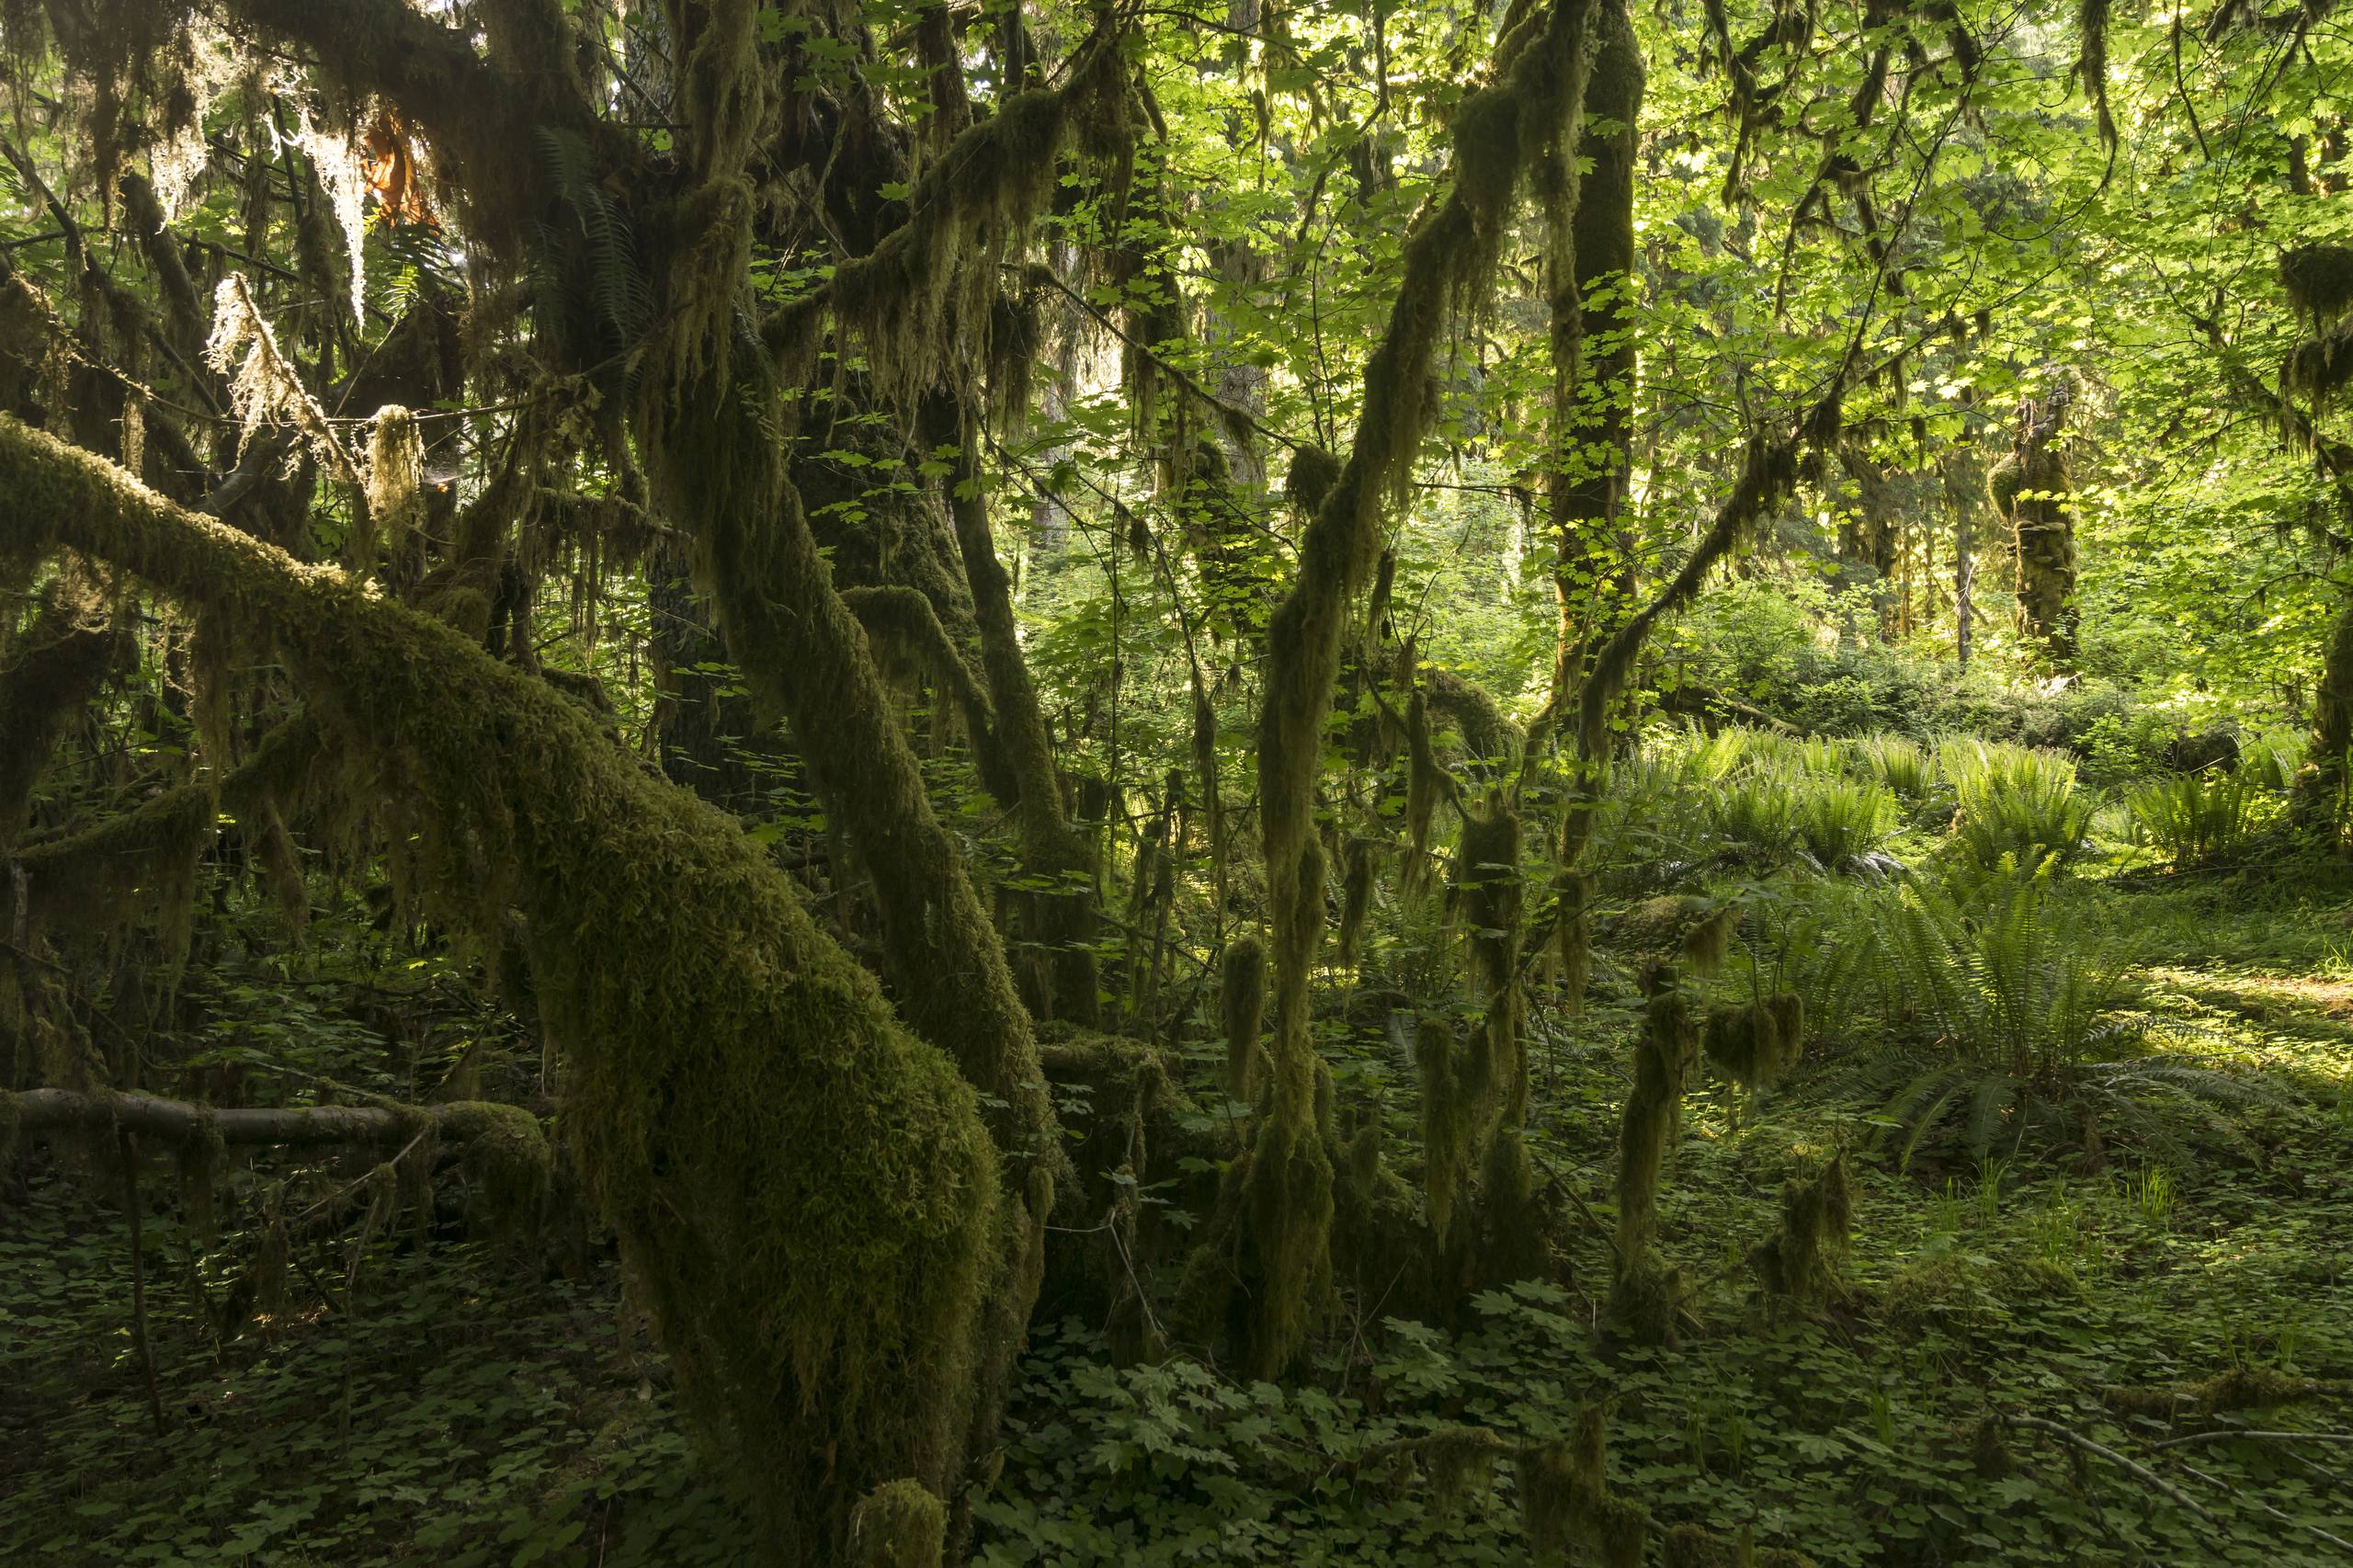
[{"left": 2, "top": 0, "right": 2351, "bottom": 1562}]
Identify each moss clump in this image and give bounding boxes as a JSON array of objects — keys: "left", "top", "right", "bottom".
[
  {"left": 1679, "top": 903, "right": 1735, "bottom": 973},
  {"left": 1611, "top": 892, "right": 1711, "bottom": 951},
  {"left": 1615, "top": 978, "right": 1694, "bottom": 1256},
  {"left": 1748, "top": 1152, "right": 1852, "bottom": 1307},
  {"left": 2103, "top": 1367, "right": 2352, "bottom": 1418},
  {"left": 1283, "top": 443, "right": 1341, "bottom": 517},
  {"left": 436, "top": 1100, "right": 552, "bottom": 1225},
  {"left": 1518, "top": 1405, "right": 1647, "bottom": 1568},
  {"left": 1219, "top": 935, "right": 1267, "bottom": 1103},
  {"left": 1700, "top": 993, "right": 1803, "bottom": 1090},
  {"left": 847, "top": 1479, "right": 945, "bottom": 1568},
  {"left": 2282, "top": 244, "right": 2353, "bottom": 325},
  {"left": 1419, "top": 1426, "right": 1505, "bottom": 1511}
]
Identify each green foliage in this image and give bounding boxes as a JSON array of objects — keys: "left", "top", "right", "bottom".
[
  {"left": 1940, "top": 740, "right": 2097, "bottom": 872},
  {"left": 2127, "top": 770, "right": 2268, "bottom": 870}
]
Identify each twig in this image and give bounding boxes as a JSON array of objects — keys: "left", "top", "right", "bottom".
[
  {"left": 2011, "top": 1415, "right": 2219, "bottom": 1526},
  {"left": 2148, "top": 1430, "right": 2353, "bottom": 1449},
  {"left": 2167, "top": 1455, "right": 2353, "bottom": 1553}
]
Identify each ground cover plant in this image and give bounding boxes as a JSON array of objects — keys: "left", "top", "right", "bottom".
[{"left": 3, "top": 0, "right": 2352, "bottom": 1563}]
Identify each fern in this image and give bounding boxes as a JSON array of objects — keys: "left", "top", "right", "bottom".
[
  {"left": 1939, "top": 737, "right": 2097, "bottom": 872},
  {"left": 2126, "top": 770, "right": 2267, "bottom": 869}
]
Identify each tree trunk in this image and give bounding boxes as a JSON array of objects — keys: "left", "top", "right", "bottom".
[
  {"left": 2001, "top": 368, "right": 2079, "bottom": 667},
  {"left": 0, "top": 414, "right": 1028, "bottom": 1560},
  {"left": 918, "top": 389, "right": 1100, "bottom": 1026}
]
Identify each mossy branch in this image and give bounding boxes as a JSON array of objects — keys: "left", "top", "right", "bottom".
[
  {"left": 0, "top": 413, "right": 1013, "bottom": 1561},
  {"left": 6, "top": 1085, "right": 531, "bottom": 1149}
]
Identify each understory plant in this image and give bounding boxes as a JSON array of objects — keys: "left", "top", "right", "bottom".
[
  {"left": 1940, "top": 739, "right": 2097, "bottom": 872},
  {"left": 2127, "top": 770, "right": 2268, "bottom": 870}
]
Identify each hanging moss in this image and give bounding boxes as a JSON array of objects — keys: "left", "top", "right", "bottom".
[
  {"left": 1404, "top": 689, "right": 1443, "bottom": 892},
  {"left": 2282, "top": 244, "right": 2353, "bottom": 325},
  {"left": 1556, "top": 869, "right": 1593, "bottom": 1018},
  {"left": 1283, "top": 444, "right": 1342, "bottom": 518},
  {"left": 1329, "top": 1112, "right": 1434, "bottom": 1316},
  {"left": 359, "top": 404, "right": 426, "bottom": 571},
  {"left": 1518, "top": 1405, "right": 1648, "bottom": 1568},
  {"left": 1748, "top": 1152, "right": 1851, "bottom": 1307},
  {"left": 1336, "top": 837, "right": 1376, "bottom": 965},
  {"left": 1678, "top": 903, "right": 1735, "bottom": 974},
  {"left": 1474, "top": 1127, "right": 1548, "bottom": 1287},
  {"left": 0, "top": 573, "right": 127, "bottom": 844},
  {"left": 1220, "top": 935, "right": 1267, "bottom": 1102},
  {"left": 2285, "top": 324, "right": 2353, "bottom": 407},
  {"left": 1418, "top": 1017, "right": 1472, "bottom": 1248},
  {"left": 1611, "top": 965, "right": 1695, "bottom": 1344},
  {"left": 1700, "top": 993, "right": 1803, "bottom": 1091}
]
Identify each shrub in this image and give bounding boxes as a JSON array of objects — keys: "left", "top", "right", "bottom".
[
  {"left": 1790, "top": 776, "right": 1897, "bottom": 871},
  {"left": 2126, "top": 772, "right": 2265, "bottom": 869},
  {"left": 1705, "top": 772, "right": 1796, "bottom": 862},
  {"left": 1939, "top": 739, "right": 2096, "bottom": 871},
  {"left": 1853, "top": 733, "right": 1937, "bottom": 801}
]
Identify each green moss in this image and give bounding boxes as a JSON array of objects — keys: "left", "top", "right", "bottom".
[
  {"left": 2103, "top": 1367, "right": 2352, "bottom": 1418},
  {"left": 0, "top": 415, "right": 1018, "bottom": 1562},
  {"left": 847, "top": 1479, "right": 944, "bottom": 1567},
  {"left": 1221, "top": 935, "right": 1267, "bottom": 1103},
  {"left": 435, "top": 1100, "right": 552, "bottom": 1225},
  {"left": 1748, "top": 1152, "right": 1851, "bottom": 1307},
  {"left": 1518, "top": 1405, "right": 1647, "bottom": 1567}
]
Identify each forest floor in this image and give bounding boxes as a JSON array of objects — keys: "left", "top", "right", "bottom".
[{"left": 6, "top": 878, "right": 2350, "bottom": 1566}]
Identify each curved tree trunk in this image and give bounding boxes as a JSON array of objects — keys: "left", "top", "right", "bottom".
[{"left": 0, "top": 414, "right": 1017, "bottom": 1562}]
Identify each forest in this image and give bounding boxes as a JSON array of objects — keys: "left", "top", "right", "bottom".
[{"left": 1, "top": 0, "right": 2351, "bottom": 1562}]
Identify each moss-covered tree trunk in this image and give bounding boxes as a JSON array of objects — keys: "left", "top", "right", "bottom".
[
  {"left": 1197, "top": 0, "right": 1595, "bottom": 1377},
  {"left": 917, "top": 389, "right": 1101, "bottom": 1027},
  {"left": 1995, "top": 368, "right": 2078, "bottom": 667},
  {"left": 2296, "top": 587, "right": 2353, "bottom": 829},
  {"left": 0, "top": 414, "right": 1017, "bottom": 1562},
  {"left": 1542, "top": 0, "right": 1643, "bottom": 708}
]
